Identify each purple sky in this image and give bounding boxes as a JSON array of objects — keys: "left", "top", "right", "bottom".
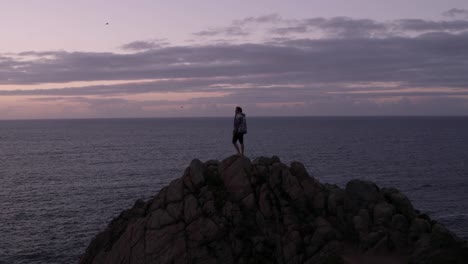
[{"left": 1, "top": 0, "right": 468, "bottom": 119}]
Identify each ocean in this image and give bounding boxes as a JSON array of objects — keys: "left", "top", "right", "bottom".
[{"left": 0, "top": 117, "right": 467, "bottom": 264}]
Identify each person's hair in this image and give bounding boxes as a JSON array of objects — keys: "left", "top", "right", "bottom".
[{"left": 235, "top": 106, "right": 243, "bottom": 113}]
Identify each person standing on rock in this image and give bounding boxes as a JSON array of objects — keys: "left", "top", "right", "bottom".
[{"left": 232, "top": 106, "right": 247, "bottom": 156}]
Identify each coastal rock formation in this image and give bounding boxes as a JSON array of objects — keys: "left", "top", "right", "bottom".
[{"left": 80, "top": 156, "right": 468, "bottom": 264}]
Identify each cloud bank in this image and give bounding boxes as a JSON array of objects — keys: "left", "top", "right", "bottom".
[{"left": 1, "top": 10, "right": 468, "bottom": 119}]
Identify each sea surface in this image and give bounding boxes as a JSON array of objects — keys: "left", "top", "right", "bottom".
[{"left": 0, "top": 117, "right": 467, "bottom": 264}]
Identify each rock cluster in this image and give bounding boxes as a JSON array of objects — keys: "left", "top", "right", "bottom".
[{"left": 80, "top": 156, "right": 468, "bottom": 264}]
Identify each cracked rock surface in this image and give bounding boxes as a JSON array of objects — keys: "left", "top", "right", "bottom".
[{"left": 80, "top": 156, "right": 468, "bottom": 264}]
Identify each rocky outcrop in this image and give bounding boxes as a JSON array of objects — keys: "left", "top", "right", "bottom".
[{"left": 80, "top": 156, "right": 468, "bottom": 264}]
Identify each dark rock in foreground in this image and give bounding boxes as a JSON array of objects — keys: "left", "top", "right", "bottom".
[{"left": 80, "top": 156, "right": 468, "bottom": 264}]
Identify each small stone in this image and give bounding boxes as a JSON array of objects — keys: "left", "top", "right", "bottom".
[
  {"left": 241, "top": 193, "right": 256, "bottom": 210},
  {"left": 148, "top": 208, "right": 176, "bottom": 230},
  {"left": 184, "top": 194, "right": 201, "bottom": 224},
  {"left": 392, "top": 214, "right": 408, "bottom": 232},
  {"left": 166, "top": 201, "right": 183, "bottom": 220},
  {"left": 289, "top": 161, "right": 310, "bottom": 180},
  {"left": 373, "top": 202, "right": 395, "bottom": 226},
  {"left": 190, "top": 159, "right": 206, "bottom": 188},
  {"left": 345, "top": 180, "right": 381, "bottom": 213},
  {"left": 166, "top": 179, "right": 184, "bottom": 203},
  {"left": 409, "top": 218, "right": 431, "bottom": 241},
  {"left": 327, "top": 189, "right": 345, "bottom": 215}
]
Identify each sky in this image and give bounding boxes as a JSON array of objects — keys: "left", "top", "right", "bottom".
[{"left": 1, "top": 0, "right": 468, "bottom": 119}]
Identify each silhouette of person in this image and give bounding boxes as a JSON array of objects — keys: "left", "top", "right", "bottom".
[{"left": 232, "top": 106, "right": 247, "bottom": 156}]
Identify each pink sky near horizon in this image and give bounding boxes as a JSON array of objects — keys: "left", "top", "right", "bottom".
[{"left": 1, "top": 0, "right": 468, "bottom": 119}]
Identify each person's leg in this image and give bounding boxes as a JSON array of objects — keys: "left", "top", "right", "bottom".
[
  {"left": 239, "top": 134, "right": 244, "bottom": 155},
  {"left": 232, "top": 133, "right": 241, "bottom": 155},
  {"left": 233, "top": 143, "right": 241, "bottom": 155}
]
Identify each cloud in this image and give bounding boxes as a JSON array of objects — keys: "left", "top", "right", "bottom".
[
  {"left": 302, "top": 17, "right": 388, "bottom": 38},
  {"left": 233, "top": 14, "right": 282, "bottom": 26},
  {"left": 394, "top": 19, "right": 468, "bottom": 32},
  {"left": 193, "top": 14, "right": 283, "bottom": 38},
  {"left": 0, "top": 78, "right": 226, "bottom": 96},
  {"left": 199, "top": 15, "right": 388, "bottom": 38},
  {"left": 3, "top": 14, "right": 468, "bottom": 118},
  {"left": 271, "top": 25, "right": 309, "bottom": 35},
  {"left": 443, "top": 8, "right": 468, "bottom": 18},
  {"left": 193, "top": 26, "right": 249, "bottom": 37},
  {"left": 268, "top": 16, "right": 468, "bottom": 38},
  {"left": 121, "top": 39, "right": 170, "bottom": 51},
  {"left": 3, "top": 30, "right": 468, "bottom": 89}
]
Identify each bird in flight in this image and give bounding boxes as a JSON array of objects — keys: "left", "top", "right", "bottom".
[{"left": 105, "top": 22, "right": 109, "bottom": 25}]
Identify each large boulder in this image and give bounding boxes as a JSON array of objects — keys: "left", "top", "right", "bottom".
[{"left": 80, "top": 156, "right": 468, "bottom": 264}]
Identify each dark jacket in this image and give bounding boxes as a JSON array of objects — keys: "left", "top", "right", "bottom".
[{"left": 233, "top": 113, "right": 247, "bottom": 134}]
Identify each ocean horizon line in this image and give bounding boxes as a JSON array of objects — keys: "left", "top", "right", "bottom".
[{"left": 1, "top": 115, "right": 468, "bottom": 122}]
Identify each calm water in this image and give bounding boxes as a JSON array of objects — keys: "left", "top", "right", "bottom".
[{"left": 1, "top": 117, "right": 467, "bottom": 264}]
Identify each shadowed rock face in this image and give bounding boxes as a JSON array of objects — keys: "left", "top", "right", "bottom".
[{"left": 80, "top": 156, "right": 468, "bottom": 264}]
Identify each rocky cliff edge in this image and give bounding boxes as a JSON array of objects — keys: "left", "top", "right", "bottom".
[{"left": 80, "top": 155, "right": 468, "bottom": 264}]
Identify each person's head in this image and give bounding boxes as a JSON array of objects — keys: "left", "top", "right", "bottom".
[{"left": 235, "top": 106, "right": 243, "bottom": 114}]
